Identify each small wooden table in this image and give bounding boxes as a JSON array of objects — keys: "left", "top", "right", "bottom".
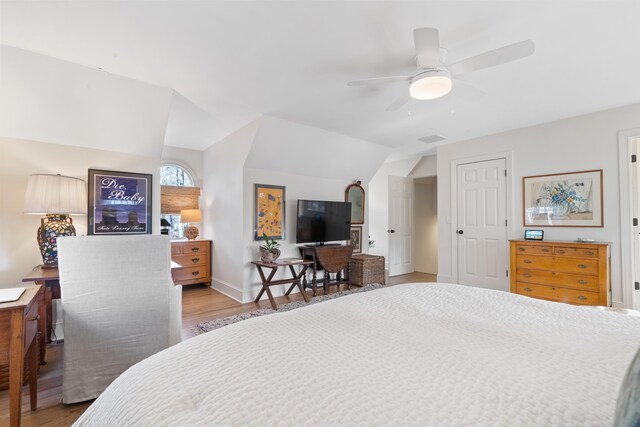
[
  {"left": 251, "top": 260, "right": 313, "bottom": 310},
  {"left": 1, "top": 285, "right": 43, "bottom": 427}
]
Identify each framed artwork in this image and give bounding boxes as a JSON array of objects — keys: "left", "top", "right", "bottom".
[
  {"left": 523, "top": 169, "right": 603, "bottom": 227},
  {"left": 254, "top": 184, "right": 285, "bottom": 240},
  {"left": 88, "top": 169, "right": 153, "bottom": 235},
  {"left": 350, "top": 226, "right": 362, "bottom": 254}
]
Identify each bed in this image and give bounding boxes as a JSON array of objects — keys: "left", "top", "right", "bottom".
[{"left": 74, "top": 283, "right": 640, "bottom": 426}]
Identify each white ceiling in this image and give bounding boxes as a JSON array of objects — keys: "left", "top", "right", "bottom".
[{"left": 2, "top": 1, "right": 640, "bottom": 159}]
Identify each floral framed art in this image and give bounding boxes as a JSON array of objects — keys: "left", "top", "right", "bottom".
[
  {"left": 350, "top": 226, "right": 362, "bottom": 254},
  {"left": 88, "top": 169, "right": 153, "bottom": 235},
  {"left": 523, "top": 169, "right": 603, "bottom": 227},
  {"left": 254, "top": 184, "right": 285, "bottom": 240}
]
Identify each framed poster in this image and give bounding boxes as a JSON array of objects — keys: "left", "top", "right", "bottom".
[
  {"left": 350, "top": 226, "right": 362, "bottom": 254},
  {"left": 254, "top": 184, "right": 285, "bottom": 240},
  {"left": 88, "top": 169, "right": 153, "bottom": 235},
  {"left": 523, "top": 169, "right": 603, "bottom": 227}
]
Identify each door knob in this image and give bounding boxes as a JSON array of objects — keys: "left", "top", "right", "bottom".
[
  {"left": 457, "top": 230, "right": 464, "bottom": 235},
  {"left": 387, "top": 229, "right": 396, "bottom": 233}
]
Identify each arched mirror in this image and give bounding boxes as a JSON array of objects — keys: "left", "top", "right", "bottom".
[{"left": 345, "top": 182, "right": 365, "bottom": 225}]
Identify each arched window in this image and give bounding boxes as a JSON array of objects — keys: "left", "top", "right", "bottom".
[{"left": 160, "top": 164, "right": 197, "bottom": 238}]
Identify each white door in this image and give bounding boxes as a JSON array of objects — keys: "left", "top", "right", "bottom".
[
  {"left": 456, "top": 158, "right": 508, "bottom": 291},
  {"left": 633, "top": 139, "right": 640, "bottom": 310},
  {"left": 388, "top": 176, "right": 414, "bottom": 276}
]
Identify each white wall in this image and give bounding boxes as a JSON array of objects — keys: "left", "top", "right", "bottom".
[
  {"left": 0, "top": 136, "right": 162, "bottom": 288},
  {"left": 437, "top": 102, "right": 640, "bottom": 308},
  {"left": 201, "top": 119, "right": 258, "bottom": 301},
  {"left": 368, "top": 157, "right": 425, "bottom": 266},
  {"left": 414, "top": 178, "right": 438, "bottom": 274}
]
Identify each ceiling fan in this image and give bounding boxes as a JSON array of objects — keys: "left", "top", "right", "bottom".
[{"left": 347, "top": 28, "right": 535, "bottom": 111}]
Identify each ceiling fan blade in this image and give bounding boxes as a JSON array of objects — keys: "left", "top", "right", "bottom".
[
  {"left": 386, "top": 91, "right": 411, "bottom": 112},
  {"left": 414, "top": 27, "right": 441, "bottom": 68},
  {"left": 449, "top": 40, "right": 535, "bottom": 76},
  {"left": 347, "top": 75, "right": 412, "bottom": 86}
]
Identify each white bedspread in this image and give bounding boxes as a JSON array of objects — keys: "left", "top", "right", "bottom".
[{"left": 74, "top": 283, "right": 640, "bottom": 426}]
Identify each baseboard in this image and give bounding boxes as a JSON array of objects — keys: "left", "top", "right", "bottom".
[
  {"left": 211, "top": 278, "right": 243, "bottom": 302},
  {"left": 436, "top": 274, "right": 455, "bottom": 283}
]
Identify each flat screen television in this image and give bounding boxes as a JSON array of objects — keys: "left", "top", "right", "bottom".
[{"left": 296, "top": 200, "right": 352, "bottom": 244}]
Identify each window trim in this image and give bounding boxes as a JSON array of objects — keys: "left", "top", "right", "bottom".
[{"left": 161, "top": 160, "right": 199, "bottom": 187}]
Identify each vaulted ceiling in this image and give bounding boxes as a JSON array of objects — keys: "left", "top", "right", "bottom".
[{"left": 2, "top": 1, "right": 640, "bottom": 160}]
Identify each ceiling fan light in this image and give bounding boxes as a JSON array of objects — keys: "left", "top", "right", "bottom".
[{"left": 409, "top": 70, "right": 452, "bottom": 100}]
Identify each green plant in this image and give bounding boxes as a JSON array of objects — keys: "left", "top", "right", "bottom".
[{"left": 260, "top": 233, "right": 280, "bottom": 252}]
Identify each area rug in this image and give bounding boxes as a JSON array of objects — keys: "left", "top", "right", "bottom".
[{"left": 193, "top": 283, "right": 384, "bottom": 335}]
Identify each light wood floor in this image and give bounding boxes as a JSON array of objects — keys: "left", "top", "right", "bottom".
[{"left": 0, "top": 272, "right": 436, "bottom": 427}]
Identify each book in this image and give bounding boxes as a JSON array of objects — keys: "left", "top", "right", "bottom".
[
  {"left": 0, "top": 287, "right": 26, "bottom": 303},
  {"left": 279, "top": 258, "right": 305, "bottom": 264}
]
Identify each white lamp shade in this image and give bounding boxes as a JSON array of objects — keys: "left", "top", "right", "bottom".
[
  {"left": 180, "top": 209, "right": 202, "bottom": 223},
  {"left": 24, "top": 174, "right": 87, "bottom": 215}
]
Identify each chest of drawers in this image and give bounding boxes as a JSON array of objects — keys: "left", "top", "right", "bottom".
[
  {"left": 509, "top": 240, "right": 610, "bottom": 306},
  {"left": 171, "top": 240, "right": 212, "bottom": 286}
]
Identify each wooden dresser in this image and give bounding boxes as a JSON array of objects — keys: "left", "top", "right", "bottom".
[
  {"left": 509, "top": 240, "right": 610, "bottom": 306},
  {"left": 171, "top": 240, "right": 212, "bottom": 286},
  {"left": 1, "top": 285, "right": 43, "bottom": 426}
]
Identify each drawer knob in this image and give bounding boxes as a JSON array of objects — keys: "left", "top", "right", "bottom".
[
  {"left": 518, "top": 247, "right": 525, "bottom": 252},
  {"left": 191, "top": 247, "right": 200, "bottom": 252},
  {"left": 578, "top": 295, "right": 587, "bottom": 300},
  {"left": 523, "top": 259, "right": 532, "bottom": 264},
  {"left": 585, "top": 251, "right": 595, "bottom": 255},
  {"left": 578, "top": 280, "right": 588, "bottom": 284},
  {"left": 524, "top": 287, "right": 532, "bottom": 292},
  {"left": 192, "top": 258, "right": 200, "bottom": 263},
  {"left": 578, "top": 264, "right": 587, "bottom": 269},
  {"left": 524, "top": 273, "right": 532, "bottom": 278},
  {"left": 557, "top": 250, "right": 565, "bottom": 254},
  {"left": 191, "top": 271, "right": 200, "bottom": 276}
]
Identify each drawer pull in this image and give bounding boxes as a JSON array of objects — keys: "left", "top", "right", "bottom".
[
  {"left": 191, "top": 271, "right": 200, "bottom": 276},
  {"left": 585, "top": 251, "right": 595, "bottom": 255},
  {"left": 518, "top": 247, "right": 525, "bottom": 252},
  {"left": 191, "top": 247, "right": 200, "bottom": 252},
  {"left": 578, "top": 264, "right": 587, "bottom": 269},
  {"left": 578, "top": 279, "right": 588, "bottom": 284},
  {"left": 523, "top": 259, "right": 532, "bottom": 264},
  {"left": 578, "top": 295, "right": 587, "bottom": 301},
  {"left": 524, "top": 287, "right": 532, "bottom": 292},
  {"left": 192, "top": 258, "right": 200, "bottom": 263},
  {"left": 541, "top": 248, "right": 550, "bottom": 252},
  {"left": 523, "top": 273, "right": 532, "bottom": 278},
  {"left": 27, "top": 314, "right": 40, "bottom": 322},
  {"left": 557, "top": 250, "right": 566, "bottom": 254}
]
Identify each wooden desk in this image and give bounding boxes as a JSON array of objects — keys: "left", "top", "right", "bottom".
[
  {"left": 251, "top": 260, "right": 312, "bottom": 310},
  {"left": 1, "top": 285, "right": 43, "bottom": 427}
]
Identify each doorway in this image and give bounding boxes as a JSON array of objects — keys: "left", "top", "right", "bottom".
[
  {"left": 455, "top": 158, "right": 508, "bottom": 291},
  {"left": 414, "top": 177, "right": 438, "bottom": 276}
]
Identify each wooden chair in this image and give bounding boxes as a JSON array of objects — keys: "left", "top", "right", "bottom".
[{"left": 314, "top": 245, "right": 354, "bottom": 294}]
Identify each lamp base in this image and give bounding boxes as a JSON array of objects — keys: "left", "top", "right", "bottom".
[
  {"left": 184, "top": 225, "right": 199, "bottom": 241},
  {"left": 37, "top": 214, "right": 76, "bottom": 267}
]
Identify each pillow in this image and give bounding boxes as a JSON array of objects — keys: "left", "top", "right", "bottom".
[{"left": 614, "top": 345, "right": 640, "bottom": 427}]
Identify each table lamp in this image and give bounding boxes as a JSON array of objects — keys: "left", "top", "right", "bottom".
[
  {"left": 24, "top": 174, "right": 87, "bottom": 267},
  {"left": 180, "top": 209, "right": 202, "bottom": 240}
]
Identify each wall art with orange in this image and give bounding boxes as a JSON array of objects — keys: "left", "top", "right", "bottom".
[{"left": 254, "top": 184, "right": 285, "bottom": 240}]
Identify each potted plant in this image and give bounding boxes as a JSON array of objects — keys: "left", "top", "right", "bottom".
[{"left": 259, "top": 233, "right": 281, "bottom": 263}]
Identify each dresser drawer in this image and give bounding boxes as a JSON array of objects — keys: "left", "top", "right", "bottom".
[
  {"left": 554, "top": 246, "right": 599, "bottom": 258},
  {"left": 516, "top": 269, "right": 599, "bottom": 292},
  {"left": 516, "top": 282, "right": 600, "bottom": 305},
  {"left": 515, "top": 245, "right": 552, "bottom": 256},
  {"left": 172, "top": 254, "right": 207, "bottom": 267},
  {"left": 180, "top": 242, "right": 209, "bottom": 255},
  {"left": 172, "top": 266, "right": 209, "bottom": 282},
  {"left": 516, "top": 255, "right": 598, "bottom": 276}
]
